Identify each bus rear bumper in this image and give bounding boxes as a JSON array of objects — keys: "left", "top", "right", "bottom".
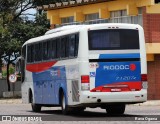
[{"left": 80, "top": 89, "right": 147, "bottom": 104}]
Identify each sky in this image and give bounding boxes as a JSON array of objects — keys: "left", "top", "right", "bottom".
[{"left": 24, "top": 8, "right": 37, "bottom": 20}]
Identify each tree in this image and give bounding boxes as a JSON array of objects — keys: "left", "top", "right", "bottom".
[{"left": 0, "top": 0, "right": 49, "bottom": 91}]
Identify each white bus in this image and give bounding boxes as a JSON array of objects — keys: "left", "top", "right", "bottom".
[{"left": 21, "top": 23, "right": 147, "bottom": 115}]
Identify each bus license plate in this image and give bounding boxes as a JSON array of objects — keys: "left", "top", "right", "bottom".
[{"left": 111, "top": 89, "right": 121, "bottom": 92}]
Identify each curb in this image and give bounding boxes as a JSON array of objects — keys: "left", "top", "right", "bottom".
[
  {"left": 0, "top": 99, "right": 22, "bottom": 104},
  {"left": 134, "top": 100, "right": 160, "bottom": 106}
]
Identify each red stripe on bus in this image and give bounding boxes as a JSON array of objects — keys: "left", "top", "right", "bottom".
[
  {"left": 26, "top": 61, "right": 57, "bottom": 72},
  {"left": 90, "top": 82, "right": 142, "bottom": 92}
]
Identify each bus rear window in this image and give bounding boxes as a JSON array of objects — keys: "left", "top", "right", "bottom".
[{"left": 88, "top": 29, "right": 139, "bottom": 50}]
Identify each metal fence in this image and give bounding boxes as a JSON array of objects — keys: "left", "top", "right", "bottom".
[{"left": 55, "top": 14, "right": 142, "bottom": 28}]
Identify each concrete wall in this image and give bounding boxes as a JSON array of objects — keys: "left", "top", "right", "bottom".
[{"left": 0, "top": 79, "right": 21, "bottom": 98}]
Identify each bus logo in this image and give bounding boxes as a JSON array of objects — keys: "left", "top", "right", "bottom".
[
  {"left": 130, "top": 64, "right": 136, "bottom": 71},
  {"left": 103, "top": 64, "right": 136, "bottom": 71}
]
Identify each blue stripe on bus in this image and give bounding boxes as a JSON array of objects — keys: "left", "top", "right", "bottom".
[
  {"left": 99, "top": 53, "right": 140, "bottom": 59},
  {"left": 32, "top": 66, "right": 68, "bottom": 105}
]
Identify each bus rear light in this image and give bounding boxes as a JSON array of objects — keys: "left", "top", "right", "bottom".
[
  {"left": 141, "top": 74, "right": 148, "bottom": 89},
  {"left": 81, "top": 75, "right": 90, "bottom": 90},
  {"left": 81, "top": 75, "right": 90, "bottom": 83},
  {"left": 141, "top": 74, "right": 147, "bottom": 81}
]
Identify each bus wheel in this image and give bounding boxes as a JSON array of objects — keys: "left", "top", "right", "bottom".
[
  {"left": 61, "top": 92, "right": 69, "bottom": 115},
  {"left": 106, "top": 104, "right": 125, "bottom": 115},
  {"left": 30, "top": 93, "right": 41, "bottom": 112}
]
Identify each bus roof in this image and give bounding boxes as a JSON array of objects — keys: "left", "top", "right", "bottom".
[
  {"left": 45, "top": 25, "right": 85, "bottom": 35},
  {"left": 22, "top": 23, "right": 142, "bottom": 47},
  {"left": 22, "top": 25, "right": 84, "bottom": 47}
]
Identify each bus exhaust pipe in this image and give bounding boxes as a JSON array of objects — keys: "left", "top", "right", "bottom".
[{"left": 97, "top": 99, "right": 101, "bottom": 103}]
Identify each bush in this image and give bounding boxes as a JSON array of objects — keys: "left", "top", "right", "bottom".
[
  {"left": 9, "top": 67, "right": 15, "bottom": 74},
  {"left": 2, "top": 67, "right": 15, "bottom": 78},
  {"left": 2, "top": 70, "right": 7, "bottom": 78}
]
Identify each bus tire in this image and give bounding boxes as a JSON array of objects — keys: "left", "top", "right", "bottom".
[
  {"left": 61, "top": 92, "right": 69, "bottom": 115},
  {"left": 106, "top": 104, "right": 125, "bottom": 115},
  {"left": 30, "top": 92, "right": 41, "bottom": 112}
]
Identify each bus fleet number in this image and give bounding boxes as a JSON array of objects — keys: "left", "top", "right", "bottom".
[{"left": 116, "top": 76, "right": 137, "bottom": 81}]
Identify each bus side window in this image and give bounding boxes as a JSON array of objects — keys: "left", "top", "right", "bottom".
[
  {"left": 69, "top": 34, "right": 76, "bottom": 57},
  {"left": 22, "top": 45, "right": 26, "bottom": 59},
  {"left": 61, "top": 37, "right": 66, "bottom": 58},
  {"left": 30, "top": 45, "right": 35, "bottom": 63},
  {"left": 39, "top": 42, "right": 43, "bottom": 61},
  {"left": 27, "top": 45, "right": 31, "bottom": 63},
  {"left": 35, "top": 43, "right": 43, "bottom": 62},
  {"left": 47, "top": 40, "right": 52, "bottom": 60},
  {"left": 35, "top": 43, "right": 39, "bottom": 62},
  {"left": 43, "top": 41, "right": 48, "bottom": 60},
  {"left": 65, "top": 36, "right": 69, "bottom": 58},
  {"left": 75, "top": 33, "right": 79, "bottom": 57},
  {"left": 48, "top": 40, "right": 52, "bottom": 60},
  {"left": 56, "top": 38, "right": 61, "bottom": 59},
  {"left": 52, "top": 39, "right": 57, "bottom": 59}
]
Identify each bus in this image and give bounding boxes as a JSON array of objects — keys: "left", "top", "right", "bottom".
[{"left": 21, "top": 23, "right": 147, "bottom": 115}]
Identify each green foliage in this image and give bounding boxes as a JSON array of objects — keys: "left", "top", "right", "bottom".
[
  {"left": 2, "top": 67, "right": 15, "bottom": 78},
  {"left": 0, "top": 1, "right": 49, "bottom": 56},
  {"left": 2, "top": 70, "right": 7, "bottom": 78},
  {"left": 0, "top": 0, "right": 49, "bottom": 91},
  {"left": 9, "top": 67, "right": 15, "bottom": 75}
]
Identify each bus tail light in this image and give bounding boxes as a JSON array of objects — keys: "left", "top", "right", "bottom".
[
  {"left": 141, "top": 74, "right": 147, "bottom": 81},
  {"left": 81, "top": 75, "right": 90, "bottom": 90},
  {"left": 141, "top": 74, "right": 148, "bottom": 89}
]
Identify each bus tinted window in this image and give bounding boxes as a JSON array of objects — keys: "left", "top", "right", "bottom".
[
  {"left": 26, "top": 33, "right": 79, "bottom": 63},
  {"left": 31, "top": 45, "right": 35, "bottom": 62},
  {"left": 43, "top": 41, "right": 48, "bottom": 60},
  {"left": 88, "top": 29, "right": 139, "bottom": 50},
  {"left": 61, "top": 37, "right": 68, "bottom": 58},
  {"left": 65, "top": 36, "right": 69, "bottom": 57},
  {"left": 69, "top": 34, "right": 76, "bottom": 57},
  {"left": 27, "top": 46, "right": 30, "bottom": 62},
  {"left": 38, "top": 43, "right": 43, "bottom": 61},
  {"left": 22, "top": 45, "right": 26, "bottom": 59},
  {"left": 57, "top": 39, "right": 61, "bottom": 58},
  {"left": 27, "top": 44, "right": 34, "bottom": 63},
  {"left": 35, "top": 43, "right": 41, "bottom": 61},
  {"left": 75, "top": 33, "right": 79, "bottom": 56},
  {"left": 51, "top": 39, "right": 57, "bottom": 59}
]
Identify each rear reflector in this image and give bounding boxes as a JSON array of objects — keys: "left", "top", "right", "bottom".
[
  {"left": 142, "top": 82, "right": 148, "bottom": 89},
  {"left": 141, "top": 74, "right": 147, "bottom": 81},
  {"left": 81, "top": 75, "right": 90, "bottom": 83}
]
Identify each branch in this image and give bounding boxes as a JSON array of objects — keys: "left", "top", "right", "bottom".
[
  {"left": 10, "top": 52, "right": 18, "bottom": 62},
  {"left": 21, "top": 13, "right": 36, "bottom": 16},
  {"left": 13, "top": 0, "right": 36, "bottom": 21}
]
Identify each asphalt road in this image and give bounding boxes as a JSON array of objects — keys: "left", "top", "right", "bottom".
[{"left": 0, "top": 104, "right": 160, "bottom": 123}]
